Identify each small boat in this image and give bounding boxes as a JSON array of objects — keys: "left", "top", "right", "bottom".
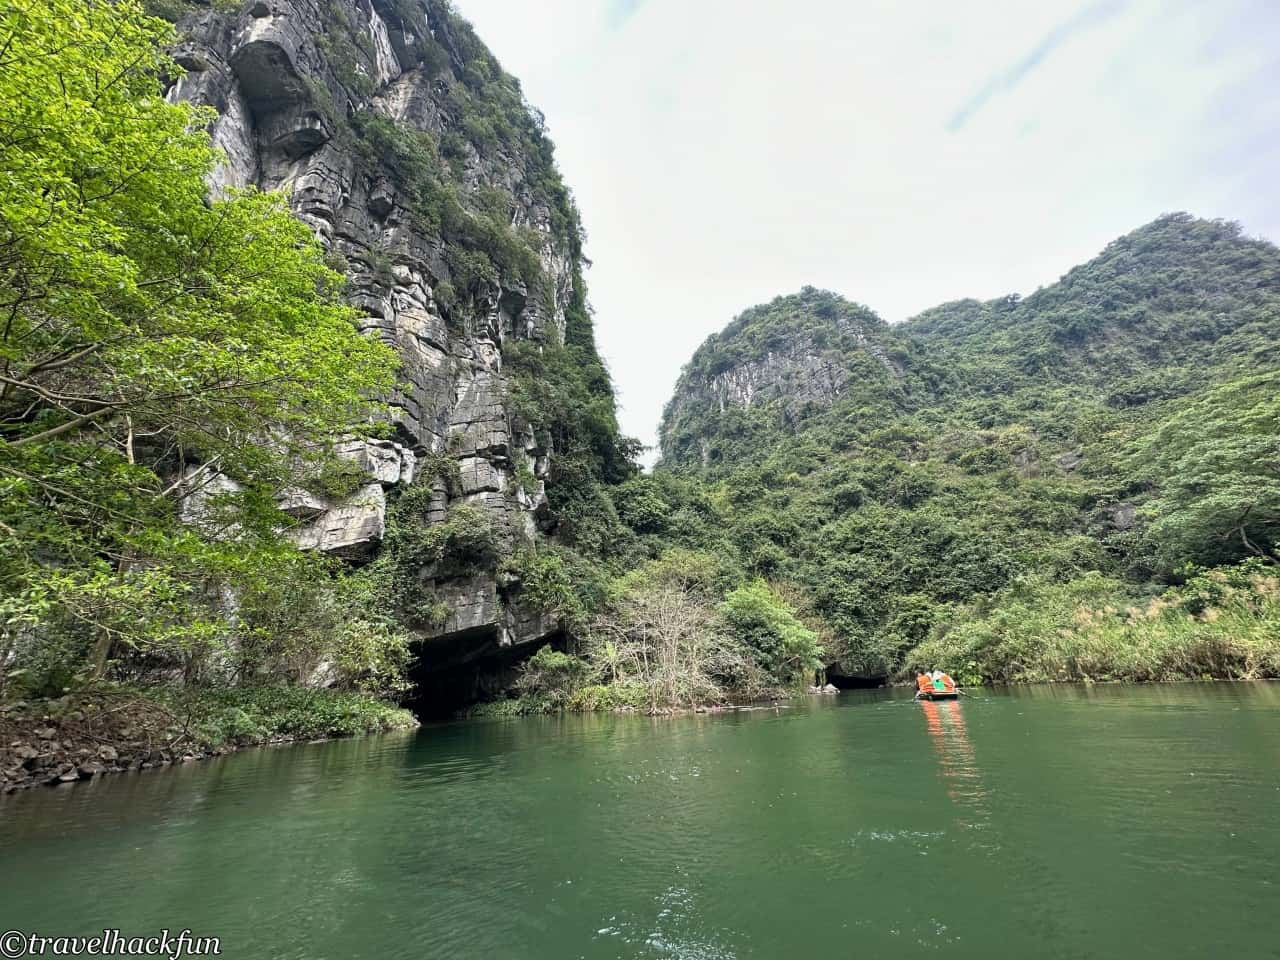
[
  {"left": 916, "top": 689, "right": 959, "bottom": 701},
  {"left": 914, "top": 672, "right": 960, "bottom": 700}
]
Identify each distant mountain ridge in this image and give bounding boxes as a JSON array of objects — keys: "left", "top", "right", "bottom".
[
  {"left": 661, "top": 214, "right": 1280, "bottom": 475},
  {"left": 906, "top": 214, "right": 1280, "bottom": 405},
  {"left": 654, "top": 214, "right": 1280, "bottom": 677}
]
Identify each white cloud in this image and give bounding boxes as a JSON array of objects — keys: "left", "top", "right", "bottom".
[{"left": 454, "top": 0, "right": 1280, "bottom": 458}]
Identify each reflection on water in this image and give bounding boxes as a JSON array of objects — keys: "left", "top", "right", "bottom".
[
  {"left": 1, "top": 683, "right": 1279, "bottom": 959},
  {"left": 919, "top": 699, "right": 988, "bottom": 819}
]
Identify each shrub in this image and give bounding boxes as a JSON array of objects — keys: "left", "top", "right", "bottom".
[
  {"left": 145, "top": 684, "right": 416, "bottom": 748},
  {"left": 500, "top": 547, "right": 603, "bottom": 629},
  {"left": 907, "top": 561, "right": 1280, "bottom": 683},
  {"left": 566, "top": 682, "right": 648, "bottom": 712},
  {"left": 721, "top": 581, "right": 824, "bottom": 684},
  {"left": 513, "top": 646, "right": 589, "bottom": 707}
]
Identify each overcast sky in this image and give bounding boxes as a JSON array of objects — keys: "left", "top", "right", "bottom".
[{"left": 454, "top": 0, "right": 1280, "bottom": 457}]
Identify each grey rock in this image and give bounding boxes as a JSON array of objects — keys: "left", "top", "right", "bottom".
[
  {"left": 1107, "top": 502, "right": 1137, "bottom": 531},
  {"left": 368, "top": 179, "right": 395, "bottom": 218},
  {"left": 336, "top": 439, "right": 408, "bottom": 487},
  {"left": 429, "top": 576, "right": 502, "bottom": 638},
  {"left": 288, "top": 483, "right": 386, "bottom": 559},
  {"left": 277, "top": 486, "right": 328, "bottom": 521},
  {"left": 263, "top": 109, "right": 332, "bottom": 160},
  {"left": 15, "top": 745, "right": 39, "bottom": 765},
  {"left": 704, "top": 346, "right": 851, "bottom": 414},
  {"left": 458, "top": 456, "right": 505, "bottom": 495},
  {"left": 176, "top": 467, "right": 243, "bottom": 532},
  {"left": 1056, "top": 450, "right": 1085, "bottom": 472},
  {"left": 164, "top": 0, "right": 585, "bottom": 659}
]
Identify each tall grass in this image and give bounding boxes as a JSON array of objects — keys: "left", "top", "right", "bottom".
[{"left": 908, "top": 561, "right": 1280, "bottom": 685}]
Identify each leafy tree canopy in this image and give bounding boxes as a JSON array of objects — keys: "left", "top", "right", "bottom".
[{"left": 0, "top": 0, "right": 398, "bottom": 693}]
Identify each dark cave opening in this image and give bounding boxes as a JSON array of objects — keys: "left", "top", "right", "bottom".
[
  {"left": 403, "top": 627, "right": 567, "bottom": 721},
  {"left": 825, "top": 667, "right": 888, "bottom": 690}
]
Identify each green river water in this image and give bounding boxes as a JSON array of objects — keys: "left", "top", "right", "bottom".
[{"left": 2, "top": 683, "right": 1279, "bottom": 959}]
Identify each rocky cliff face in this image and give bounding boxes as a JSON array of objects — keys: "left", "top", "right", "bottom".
[
  {"left": 163, "top": 0, "right": 596, "bottom": 677},
  {"left": 660, "top": 288, "right": 909, "bottom": 471}
]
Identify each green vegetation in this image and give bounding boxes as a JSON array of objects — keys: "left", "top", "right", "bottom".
[
  {"left": 471, "top": 549, "right": 824, "bottom": 716},
  {"left": 909, "top": 564, "right": 1280, "bottom": 685},
  {"left": 0, "top": 1, "right": 402, "bottom": 718},
  {"left": 353, "top": 472, "right": 497, "bottom": 633},
  {"left": 1135, "top": 373, "right": 1280, "bottom": 572},
  {"left": 656, "top": 217, "right": 1280, "bottom": 685},
  {"left": 142, "top": 0, "right": 240, "bottom": 22},
  {"left": 161, "top": 684, "right": 417, "bottom": 746},
  {"left": 348, "top": 111, "right": 542, "bottom": 300},
  {"left": 721, "top": 580, "right": 824, "bottom": 684},
  {"left": 0, "top": 682, "right": 415, "bottom": 787}
]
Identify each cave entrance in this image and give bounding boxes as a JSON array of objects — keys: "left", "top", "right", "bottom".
[
  {"left": 825, "top": 665, "right": 888, "bottom": 690},
  {"left": 403, "top": 627, "right": 567, "bottom": 721}
]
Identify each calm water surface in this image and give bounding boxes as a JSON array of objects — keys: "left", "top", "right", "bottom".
[{"left": 2, "top": 683, "right": 1279, "bottom": 959}]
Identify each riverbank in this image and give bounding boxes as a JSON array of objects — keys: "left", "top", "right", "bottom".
[
  {"left": 464, "top": 680, "right": 840, "bottom": 719},
  {"left": 904, "top": 564, "right": 1280, "bottom": 685},
  {"left": 0, "top": 685, "right": 417, "bottom": 794},
  {"left": 466, "top": 670, "right": 1280, "bottom": 720}
]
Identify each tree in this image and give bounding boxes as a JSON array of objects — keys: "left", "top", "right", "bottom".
[
  {"left": 1140, "top": 373, "right": 1280, "bottom": 570},
  {"left": 0, "top": 0, "right": 398, "bottom": 693},
  {"left": 720, "top": 580, "right": 824, "bottom": 684},
  {"left": 585, "top": 551, "right": 757, "bottom": 710}
]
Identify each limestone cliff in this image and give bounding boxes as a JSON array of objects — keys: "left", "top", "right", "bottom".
[
  {"left": 660, "top": 288, "right": 910, "bottom": 472},
  {"left": 161, "top": 0, "right": 610, "bottom": 676}
]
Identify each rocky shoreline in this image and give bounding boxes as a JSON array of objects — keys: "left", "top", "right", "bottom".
[
  {"left": 2, "top": 697, "right": 227, "bottom": 794},
  {"left": 0, "top": 690, "right": 417, "bottom": 795}
]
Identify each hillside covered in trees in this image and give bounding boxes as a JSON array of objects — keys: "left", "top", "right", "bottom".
[{"left": 654, "top": 215, "right": 1280, "bottom": 684}]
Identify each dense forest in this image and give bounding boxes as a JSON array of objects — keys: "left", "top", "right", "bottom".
[
  {"left": 655, "top": 216, "right": 1280, "bottom": 685},
  {"left": 2, "top": 0, "right": 1278, "bottom": 780}
]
